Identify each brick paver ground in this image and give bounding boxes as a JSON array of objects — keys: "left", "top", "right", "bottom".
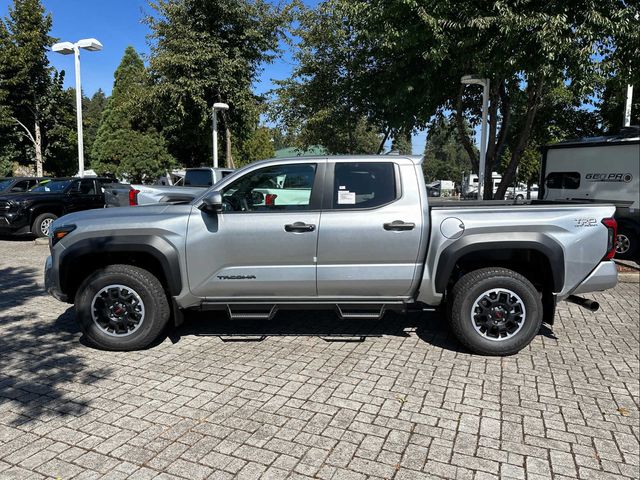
[{"left": 0, "top": 238, "right": 638, "bottom": 480}]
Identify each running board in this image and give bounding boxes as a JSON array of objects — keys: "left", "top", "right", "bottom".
[
  {"left": 226, "top": 305, "right": 277, "bottom": 321},
  {"left": 336, "top": 304, "right": 385, "bottom": 320}
]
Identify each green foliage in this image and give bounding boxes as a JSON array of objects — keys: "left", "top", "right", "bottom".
[
  {"left": 145, "top": 0, "right": 289, "bottom": 167},
  {"left": 391, "top": 131, "right": 412, "bottom": 155},
  {"left": 597, "top": 79, "right": 640, "bottom": 134},
  {"left": 423, "top": 117, "right": 475, "bottom": 183},
  {"left": 284, "top": 0, "right": 637, "bottom": 198},
  {"left": 82, "top": 89, "right": 108, "bottom": 163},
  {"left": 92, "top": 47, "right": 174, "bottom": 182},
  {"left": 41, "top": 72, "right": 77, "bottom": 176},
  {"left": 0, "top": 0, "right": 76, "bottom": 175},
  {"left": 234, "top": 126, "right": 275, "bottom": 167},
  {"left": 270, "top": 3, "right": 382, "bottom": 154}
]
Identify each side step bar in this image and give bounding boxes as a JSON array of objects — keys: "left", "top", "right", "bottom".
[
  {"left": 226, "top": 305, "right": 277, "bottom": 321},
  {"left": 336, "top": 304, "right": 385, "bottom": 320}
]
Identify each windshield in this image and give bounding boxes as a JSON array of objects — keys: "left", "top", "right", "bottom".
[
  {"left": 0, "top": 179, "right": 12, "bottom": 191},
  {"left": 30, "top": 179, "right": 71, "bottom": 192}
]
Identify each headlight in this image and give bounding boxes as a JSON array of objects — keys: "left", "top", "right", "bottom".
[{"left": 51, "top": 225, "right": 76, "bottom": 246}]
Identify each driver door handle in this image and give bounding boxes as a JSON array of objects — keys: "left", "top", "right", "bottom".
[
  {"left": 284, "top": 222, "right": 316, "bottom": 233},
  {"left": 383, "top": 220, "right": 415, "bottom": 231}
]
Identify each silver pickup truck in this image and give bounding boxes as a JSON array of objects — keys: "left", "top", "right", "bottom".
[
  {"left": 44, "top": 155, "right": 618, "bottom": 355},
  {"left": 106, "top": 167, "right": 234, "bottom": 207}
]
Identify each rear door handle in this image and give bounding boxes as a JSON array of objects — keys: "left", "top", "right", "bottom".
[
  {"left": 383, "top": 220, "right": 416, "bottom": 231},
  {"left": 284, "top": 222, "right": 316, "bottom": 233}
]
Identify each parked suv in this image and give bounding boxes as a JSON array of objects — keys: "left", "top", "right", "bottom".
[
  {"left": 0, "top": 177, "right": 44, "bottom": 194},
  {"left": 0, "top": 177, "right": 118, "bottom": 237}
]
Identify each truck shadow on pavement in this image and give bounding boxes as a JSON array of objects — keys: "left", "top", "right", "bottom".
[
  {"left": 171, "top": 309, "right": 471, "bottom": 353},
  {"left": 0, "top": 264, "right": 112, "bottom": 426},
  {"left": 0, "top": 266, "right": 41, "bottom": 310}
]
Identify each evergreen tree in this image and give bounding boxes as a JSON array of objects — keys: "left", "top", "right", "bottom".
[
  {"left": 391, "top": 131, "right": 412, "bottom": 155},
  {"left": 92, "top": 47, "right": 174, "bottom": 182},
  {"left": 82, "top": 89, "right": 108, "bottom": 164},
  {"left": 234, "top": 126, "right": 275, "bottom": 167}
]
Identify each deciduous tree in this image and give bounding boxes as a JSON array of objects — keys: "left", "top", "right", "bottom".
[{"left": 145, "top": 0, "right": 289, "bottom": 167}]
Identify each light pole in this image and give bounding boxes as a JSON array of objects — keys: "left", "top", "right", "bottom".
[
  {"left": 461, "top": 75, "right": 489, "bottom": 200},
  {"left": 52, "top": 38, "right": 102, "bottom": 178},
  {"left": 623, "top": 85, "right": 633, "bottom": 128},
  {"left": 212, "top": 102, "right": 229, "bottom": 168}
]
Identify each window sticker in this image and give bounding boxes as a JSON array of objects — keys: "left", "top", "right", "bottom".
[{"left": 338, "top": 190, "right": 356, "bottom": 204}]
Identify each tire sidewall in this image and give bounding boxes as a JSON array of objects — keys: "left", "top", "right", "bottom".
[
  {"left": 616, "top": 227, "right": 637, "bottom": 259},
  {"left": 452, "top": 273, "right": 542, "bottom": 355},
  {"left": 33, "top": 213, "right": 57, "bottom": 238},
  {"left": 76, "top": 269, "right": 164, "bottom": 350}
]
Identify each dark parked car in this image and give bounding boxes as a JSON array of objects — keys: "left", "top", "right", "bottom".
[
  {"left": 0, "top": 177, "right": 119, "bottom": 238},
  {"left": 0, "top": 177, "right": 44, "bottom": 194}
]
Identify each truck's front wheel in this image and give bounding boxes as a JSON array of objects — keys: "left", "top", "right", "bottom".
[
  {"left": 75, "top": 264, "right": 170, "bottom": 351},
  {"left": 448, "top": 268, "right": 542, "bottom": 356}
]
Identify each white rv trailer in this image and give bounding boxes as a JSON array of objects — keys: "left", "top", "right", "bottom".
[{"left": 540, "top": 127, "right": 640, "bottom": 261}]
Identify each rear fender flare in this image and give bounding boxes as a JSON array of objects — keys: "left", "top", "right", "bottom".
[{"left": 434, "top": 233, "right": 565, "bottom": 293}]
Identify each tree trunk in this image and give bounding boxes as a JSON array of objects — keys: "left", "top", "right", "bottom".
[
  {"left": 34, "top": 120, "right": 43, "bottom": 177},
  {"left": 455, "top": 84, "right": 479, "bottom": 173},
  {"left": 225, "top": 126, "right": 235, "bottom": 169},
  {"left": 377, "top": 126, "right": 391, "bottom": 154},
  {"left": 495, "top": 79, "right": 544, "bottom": 200},
  {"left": 483, "top": 81, "right": 501, "bottom": 200}
]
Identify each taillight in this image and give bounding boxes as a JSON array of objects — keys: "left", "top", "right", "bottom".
[
  {"left": 601, "top": 217, "right": 617, "bottom": 260},
  {"left": 129, "top": 189, "right": 140, "bottom": 206},
  {"left": 265, "top": 193, "right": 278, "bottom": 206}
]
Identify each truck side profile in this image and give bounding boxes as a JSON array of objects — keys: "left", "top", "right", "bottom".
[{"left": 45, "top": 156, "right": 618, "bottom": 355}]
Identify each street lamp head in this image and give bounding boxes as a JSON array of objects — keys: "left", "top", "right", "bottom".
[
  {"left": 76, "top": 38, "right": 103, "bottom": 51},
  {"left": 461, "top": 74, "right": 489, "bottom": 86},
  {"left": 213, "top": 102, "right": 230, "bottom": 111},
  {"left": 51, "top": 41, "right": 75, "bottom": 55}
]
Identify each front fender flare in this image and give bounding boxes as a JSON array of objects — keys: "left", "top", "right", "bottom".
[{"left": 58, "top": 235, "right": 182, "bottom": 297}]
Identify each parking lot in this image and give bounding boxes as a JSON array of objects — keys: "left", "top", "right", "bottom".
[{"left": 0, "top": 238, "right": 638, "bottom": 480}]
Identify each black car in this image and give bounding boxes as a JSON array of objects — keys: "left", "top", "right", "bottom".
[
  {"left": 0, "top": 176, "right": 44, "bottom": 194},
  {"left": 0, "top": 177, "right": 118, "bottom": 238}
]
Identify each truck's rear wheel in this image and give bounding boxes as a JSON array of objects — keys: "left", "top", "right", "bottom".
[
  {"left": 448, "top": 268, "right": 542, "bottom": 356},
  {"left": 615, "top": 226, "right": 637, "bottom": 260},
  {"left": 75, "top": 264, "right": 170, "bottom": 351},
  {"left": 33, "top": 212, "right": 57, "bottom": 238}
]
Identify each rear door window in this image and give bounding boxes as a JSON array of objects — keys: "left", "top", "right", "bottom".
[
  {"left": 545, "top": 172, "right": 580, "bottom": 189},
  {"left": 332, "top": 162, "right": 398, "bottom": 209}
]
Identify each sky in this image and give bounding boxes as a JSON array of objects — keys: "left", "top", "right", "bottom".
[{"left": 0, "top": 0, "right": 429, "bottom": 153}]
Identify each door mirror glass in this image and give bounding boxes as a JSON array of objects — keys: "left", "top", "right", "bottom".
[{"left": 200, "top": 191, "right": 223, "bottom": 212}]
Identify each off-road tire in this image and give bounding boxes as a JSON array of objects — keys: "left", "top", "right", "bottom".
[
  {"left": 32, "top": 212, "right": 58, "bottom": 238},
  {"left": 75, "top": 264, "right": 170, "bottom": 351},
  {"left": 448, "top": 267, "right": 543, "bottom": 356}
]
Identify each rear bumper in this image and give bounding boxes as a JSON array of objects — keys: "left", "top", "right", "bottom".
[{"left": 570, "top": 261, "right": 618, "bottom": 296}]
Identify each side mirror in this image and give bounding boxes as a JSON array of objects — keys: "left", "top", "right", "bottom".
[{"left": 199, "top": 190, "right": 223, "bottom": 213}]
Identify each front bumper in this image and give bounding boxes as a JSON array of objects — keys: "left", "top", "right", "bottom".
[
  {"left": 0, "top": 212, "right": 30, "bottom": 235},
  {"left": 570, "top": 261, "right": 618, "bottom": 296},
  {"left": 44, "top": 255, "right": 68, "bottom": 302}
]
